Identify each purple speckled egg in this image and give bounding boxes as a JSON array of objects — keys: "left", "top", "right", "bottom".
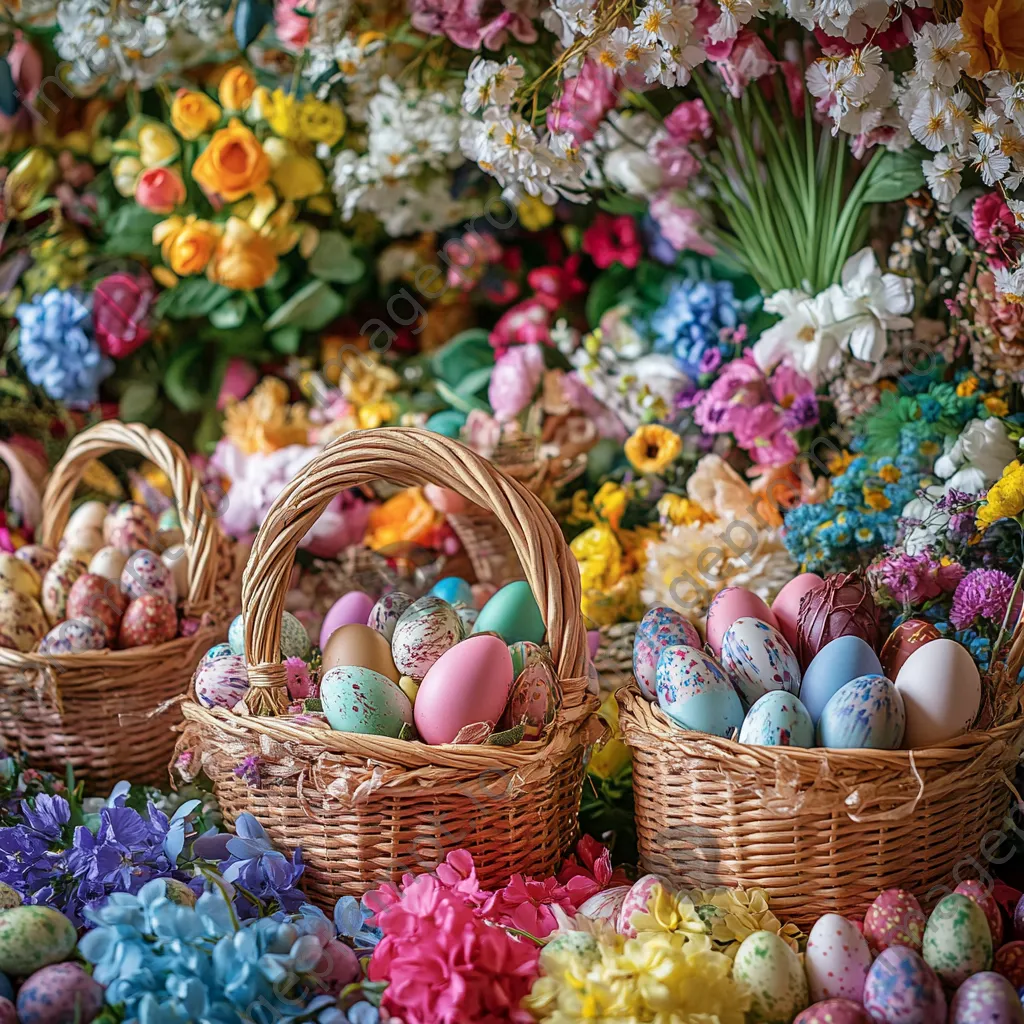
[
  {"left": 949, "top": 971, "right": 1024, "bottom": 1023},
  {"left": 617, "top": 874, "right": 664, "bottom": 938},
  {"left": 578, "top": 885, "right": 629, "bottom": 924},
  {"left": 103, "top": 502, "right": 157, "bottom": 553},
  {"left": 367, "top": 591, "right": 413, "bottom": 643},
  {"left": 864, "top": 889, "right": 926, "bottom": 955},
  {"left": 194, "top": 653, "right": 250, "bottom": 709},
  {"left": 956, "top": 880, "right": 1005, "bottom": 947},
  {"left": 997, "top": 941, "right": 1024, "bottom": 988},
  {"left": 633, "top": 606, "right": 701, "bottom": 701},
  {"left": 121, "top": 548, "right": 177, "bottom": 605},
  {"left": 16, "top": 962, "right": 103, "bottom": 1024},
  {"left": 794, "top": 1000, "right": 871, "bottom": 1024},
  {"left": 38, "top": 617, "right": 107, "bottom": 656},
  {"left": 862, "top": 945, "right": 946, "bottom": 1024}
]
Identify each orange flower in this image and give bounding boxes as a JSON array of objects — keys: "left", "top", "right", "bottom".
[
  {"left": 960, "top": 0, "right": 1024, "bottom": 75},
  {"left": 153, "top": 215, "right": 222, "bottom": 276},
  {"left": 218, "top": 66, "right": 257, "bottom": 111},
  {"left": 364, "top": 488, "right": 440, "bottom": 551},
  {"left": 170, "top": 90, "right": 221, "bottom": 140},
  {"left": 192, "top": 119, "right": 270, "bottom": 201},
  {"left": 206, "top": 217, "right": 278, "bottom": 291}
]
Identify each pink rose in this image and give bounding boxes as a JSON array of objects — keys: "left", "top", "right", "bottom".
[
  {"left": 92, "top": 272, "right": 156, "bottom": 358},
  {"left": 489, "top": 295, "right": 557, "bottom": 351},
  {"left": 651, "top": 136, "right": 700, "bottom": 189},
  {"left": 0, "top": 38, "right": 42, "bottom": 132},
  {"left": 546, "top": 60, "right": 618, "bottom": 144},
  {"left": 664, "top": 99, "right": 711, "bottom": 144},
  {"left": 489, "top": 344, "right": 544, "bottom": 422},
  {"left": 217, "top": 358, "right": 259, "bottom": 410},
  {"left": 135, "top": 166, "right": 186, "bottom": 214},
  {"left": 274, "top": 0, "right": 315, "bottom": 52},
  {"left": 649, "top": 192, "right": 716, "bottom": 256},
  {"left": 709, "top": 30, "right": 776, "bottom": 98}
]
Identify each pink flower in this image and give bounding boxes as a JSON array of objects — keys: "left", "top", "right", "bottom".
[
  {"left": 482, "top": 874, "right": 575, "bottom": 937},
  {"left": 0, "top": 38, "right": 42, "bottom": 132},
  {"left": 135, "top": 167, "right": 185, "bottom": 214},
  {"left": 972, "top": 193, "right": 1020, "bottom": 265},
  {"left": 708, "top": 30, "right": 776, "bottom": 99},
  {"left": 736, "top": 404, "right": 800, "bottom": 465},
  {"left": 664, "top": 99, "right": 711, "bottom": 144},
  {"left": 217, "top": 358, "right": 259, "bottom": 410},
  {"left": 409, "top": 0, "right": 537, "bottom": 50},
  {"left": 769, "top": 363, "right": 820, "bottom": 430},
  {"left": 582, "top": 214, "right": 642, "bottom": 270},
  {"left": 694, "top": 355, "right": 771, "bottom": 435},
  {"left": 489, "top": 344, "right": 545, "bottom": 421},
  {"left": 446, "top": 232, "right": 504, "bottom": 291},
  {"left": 651, "top": 135, "right": 700, "bottom": 189},
  {"left": 874, "top": 553, "right": 946, "bottom": 606},
  {"left": 556, "top": 835, "right": 628, "bottom": 906},
  {"left": 547, "top": 60, "right": 618, "bottom": 144},
  {"left": 285, "top": 656, "right": 314, "bottom": 700},
  {"left": 489, "top": 296, "right": 557, "bottom": 351},
  {"left": 274, "top": 0, "right": 315, "bottom": 52},
  {"left": 528, "top": 254, "right": 586, "bottom": 304},
  {"left": 649, "top": 192, "right": 716, "bottom": 255},
  {"left": 92, "top": 272, "right": 155, "bottom": 358}
]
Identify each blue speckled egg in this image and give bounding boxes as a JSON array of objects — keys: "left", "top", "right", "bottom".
[
  {"left": 633, "top": 606, "right": 701, "bottom": 701},
  {"left": 392, "top": 596, "right": 463, "bottom": 679},
  {"left": 655, "top": 645, "right": 744, "bottom": 738},
  {"left": 38, "top": 617, "right": 107, "bottom": 656},
  {"left": 321, "top": 666, "right": 413, "bottom": 737},
  {"left": 800, "top": 636, "right": 884, "bottom": 724},
  {"left": 367, "top": 592, "right": 413, "bottom": 642},
  {"left": 720, "top": 616, "right": 801, "bottom": 706},
  {"left": 430, "top": 576, "right": 474, "bottom": 607},
  {"left": 950, "top": 972, "right": 1024, "bottom": 1023},
  {"left": 229, "top": 611, "right": 310, "bottom": 661},
  {"left": 863, "top": 946, "right": 946, "bottom": 1023},
  {"left": 17, "top": 963, "right": 103, "bottom": 1024},
  {"left": 738, "top": 691, "right": 814, "bottom": 747},
  {"left": 201, "top": 642, "right": 233, "bottom": 665},
  {"left": 194, "top": 653, "right": 250, "bottom": 709},
  {"left": 817, "top": 674, "right": 905, "bottom": 749}
]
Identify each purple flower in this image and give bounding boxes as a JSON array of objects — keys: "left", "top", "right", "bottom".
[
  {"left": 219, "top": 812, "right": 306, "bottom": 919},
  {"left": 951, "top": 569, "right": 1023, "bottom": 630},
  {"left": 873, "top": 552, "right": 950, "bottom": 605}
]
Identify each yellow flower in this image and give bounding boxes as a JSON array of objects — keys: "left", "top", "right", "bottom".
[
  {"left": 589, "top": 696, "right": 631, "bottom": 779},
  {"left": 112, "top": 155, "right": 143, "bottom": 197},
  {"left": 260, "top": 203, "right": 302, "bottom": 255},
  {"left": 631, "top": 885, "right": 709, "bottom": 939},
  {"left": 266, "top": 89, "right": 302, "bottom": 139},
  {"left": 878, "top": 464, "right": 902, "bottom": 483},
  {"left": 593, "top": 481, "right": 628, "bottom": 530},
  {"left": 334, "top": 350, "right": 400, "bottom": 405},
  {"left": 957, "top": 375, "right": 980, "bottom": 397},
  {"left": 624, "top": 425, "right": 682, "bottom": 475},
  {"left": 684, "top": 887, "right": 804, "bottom": 957},
  {"left": 170, "top": 90, "right": 221, "bottom": 140},
  {"left": 154, "top": 215, "right": 222, "bottom": 276},
  {"left": 365, "top": 488, "right": 440, "bottom": 551},
  {"left": 657, "top": 493, "right": 712, "bottom": 526},
  {"left": 517, "top": 193, "right": 555, "bottom": 231},
  {"left": 977, "top": 460, "right": 1024, "bottom": 529},
  {"left": 263, "top": 137, "right": 325, "bottom": 201},
  {"left": 827, "top": 449, "right": 855, "bottom": 475},
  {"left": 206, "top": 217, "right": 278, "bottom": 291},
  {"left": 4, "top": 149, "right": 56, "bottom": 219},
  {"left": 985, "top": 395, "right": 1010, "bottom": 416},
  {"left": 960, "top": 0, "right": 1024, "bottom": 75},
  {"left": 222, "top": 378, "right": 311, "bottom": 455},
  {"left": 218, "top": 66, "right": 257, "bottom": 111},
  {"left": 192, "top": 119, "right": 271, "bottom": 201},
  {"left": 298, "top": 96, "right": 346, "bottom": 146},
  {"left": 138, "top": 122, "right": 180, "bottom": 166},
  {"left": 357, "top": 400, "right": 397, "bottom": 429},
  {"left": 571, "top": 524, "right": 623, "bottom": 593},
  {"left": 864, "top": 489, "right": 891, "bottom": 511}
]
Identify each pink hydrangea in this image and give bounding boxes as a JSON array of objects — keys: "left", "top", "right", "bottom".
[
  {"left": 547, "top": 60, "right": 618, "bottom": 144},
  {"left": 649, "top": 193, "right": 716, "bottom": 255},
  {"left": 664, "top": 99, "right": 712, "bottom": 144}
]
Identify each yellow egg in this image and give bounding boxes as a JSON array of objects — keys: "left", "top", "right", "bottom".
[
  {"left": 321, "top": 623, "right": 400, "bottom": 682},
  {"left": 0, "top": 590, "right": 47, "bottom": 652},
  {"left": 399, "top": 675, "right": 419, "bottom": 704},
  {"left": 0, "top": 553, "right": 40, "bottom": 599}
]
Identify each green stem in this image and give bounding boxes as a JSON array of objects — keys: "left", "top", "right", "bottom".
[
  {"left": 994, "top": 554, "right": 1024, "bottom": 669},
  {"left": 827, "top": 147, "right": 884, "bottom": 282}
]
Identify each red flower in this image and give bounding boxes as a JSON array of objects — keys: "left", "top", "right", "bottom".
[
  {"left": 92, "top": 272, "right": 156, "bottom": 359},
  {"left": 972, "top": 193, "right": 1021, "bottom": 266},
  {"left": 582, "top": 214, "right": 641, "bottom": 269}
]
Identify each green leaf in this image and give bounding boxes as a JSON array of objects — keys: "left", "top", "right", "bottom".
[
  {"left": 102, "top": 206, "right": 164, "bottom": 259},
  {"left": 118, "top": 380, "right": 160, "bottom": 423},
  {"left": 598, "top": 194, "right": 647, "bottom": 216},
  {"left": 0, "top": 59, "right": 17, "bottom": 118},
  {"left": 586, "top": 264, "right": 634, "bottom": 328},
  {"left": 454, "top": 365, "right": 493, "bottom": 398},
  {"left": 430, "top": 329, "right": 494, "bottom": 385},
  {"left": 859, "top": 148, "right": 927, "bottom": 205},
  {"left": 309, "top": 231, "right": 366, "bottom": 284},
  {"left": 263, "top": 279, "right": 344, "bottom": 332},
  {"left": 155, "top": 279, "right": 232, "bottom": 321},
  {"left": 435, "top": 380, "right": 490, "bottom": 415},
  {"left": 163, "top": 343, "right": 207, "bottom": 413},
  {"left": 209, "top": 295, "right": 248, "bottom": 329},
  {"left": 271, "top": 326, "right": 301, "bottom": 354}
]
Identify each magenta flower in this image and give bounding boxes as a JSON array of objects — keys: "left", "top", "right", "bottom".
[
  {"left": 409, "top": 0, "right": 537, "bottom": 50},
  {"left": 582, "top": 213, "right": 642, "bottom": 270},
  {"left": 489, "top": 295, "right": 557, "bottom": 351},
  {"left": 546, "top": 60, "right": 618, "bottom": 144},
  {"left": 92, "top": 271, "right": 156, "bottom": 359},
  {"left": 664, "top": 99, "right": 712, "bottom": 143},
  {"left": 972, "top": 193, "right": 1020, "bottom": 264},
  {"left": 874, "top": 553, "right": 948, "bottom": 605},
  {"left": 951, "top": 569, "right": 1023, "bottom": 630}
]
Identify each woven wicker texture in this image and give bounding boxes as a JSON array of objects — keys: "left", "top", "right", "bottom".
[
  {"left": 618, "top": 683, "right": 1024, "bottom": 926},
  {"left": 594, "top": 622, "right": 638, "bottom": 698},
  {"left": 0, "top": 422, "right": 235, "bottom": 792},
  {"left": 178, "top": 426, "right": 601, "bottom": 907}
]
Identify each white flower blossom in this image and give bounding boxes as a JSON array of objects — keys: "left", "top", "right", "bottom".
[
  {"left": 912, "top": 22, "right": 970, "bottom": 88},
  {"left": 994, "top": 267, "right": 1024, "bottom": 304},
  {"left": 461, "top": 56, "right": 524, "bottom": 115},
  {"left": 922, "top": 152, "right": 964, "bottom": 202}
]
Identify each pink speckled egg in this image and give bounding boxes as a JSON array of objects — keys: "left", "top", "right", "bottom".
[
  {"left": 38, "top": 616, "right": 107, "bottom": 656},
  {"left": 16, "top": 962, "right": 103, "bottom": 1024},
  {"left": 66, "top": 572, "right": 127, "bottom": 644},
  {"left": 633, "top": 605, "right": 702, "bottom": 701},
  {"left": 502, "top": 649, "right": 559, "bottom": 739},
  {"left": 103, "top": 502, "right": 157, "bottom": 553},
  {"left": 863, "top": 889, "right": 926, "bottom": 955},
  {"left": 949, "top": 971, "right": 1024, "bottom": 1023},
  {"left": 119, "top": 593, "right": 177, "bottom": 648},
  {"left": 705, "top": 587, "right": 779, "bottom": 659},
  {"left": 41, "top": 553, "right": 87, "bottom": 625},
  {"left": 794, "top": 1000, "right": 871, "bottom": 1024},
  {"left": 14, "top": 545, "right": 56, "bottom": 579},
  {"left": 578, "top": 885, "right": 630, "bottom": 923},
  {"left": 805, "top": 913, "right": 872, "bottom": 1003},
  {"left": 194, "top": 653, "right": 250, "bottom": 709},
  {"left": 862, "top": 945, "right": 946, "bottom": 1024},
  {"left": 771, "top": 573, "right": 824, "bottom": 651},
  {"left": 121, "top": 549, "right": 177, "bottom": 605},
  {"left": 956, "top": 880, "right": 1005, "bottom": 947},
  {"left": 995, "top": 941, "right": 1024, "bottom": 988},
  {"left": 617, "top": 875, "right": 664, "bottom": 938}
]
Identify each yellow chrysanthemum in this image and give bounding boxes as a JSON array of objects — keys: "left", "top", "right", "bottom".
[
  {"left": 624, "top": 425, "right": 682, "bottom": 475},
  {"left": 985, "top": 395, "right": 1010, "bottom": 416},
  {"left": 657, "top": 493, "right": 712, "bottom": 527},
  {"left": 683, "top": 887, "right": 804, "bottom": 957},
  {"left": 221, "top": 378, "right": 311, "bottom": 455},
  {"left": 977, "top": 460, "right": 1024, "bottom": 529}
]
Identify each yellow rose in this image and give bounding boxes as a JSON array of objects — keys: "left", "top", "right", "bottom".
[
  {"left": 218, "top": 66, "right": 257, "bottom": 111},
  {"left": 170, "top": 89, "right": 222, "bottom": 140},
  {"left": 298, "top": 96, "right": 346, "bottom": 146},
  {"left": 266, "top": 89, "right": 301, "bottom": 140},
  {"left": 207, "top": 217, "right": 279, "bottom": 291},
  {"left": 138, "top": 122, "right": 180, "bottom": 167},
  {"left": 261, "top": 202, "right": 302, "bottom": 255},
  {"left": 192, "top": 119, "right": 271, "bottom": 201},
  {"left": 154, "top": 215, "right": 222, "bottom": 276},
  {"left": 4, "top": 149, "right": 57, "bottom": 220},
  {"left": 246, "top": 86, "right": 274, "bottom": 123},
  {"left": 112, "top": 154, "right": 143, "bottom": 197},
  {"left": 960, "top": 0, "right": 1024, "bottom": 75},
  {"left": 264, "top": 138, "right": 325, "bottom": 201}
]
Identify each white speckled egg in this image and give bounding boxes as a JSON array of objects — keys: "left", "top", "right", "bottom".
[
  {"left": 455, "top": 604, "right": 478, "bottom": 633},
  {"left": 121, "top": 549, "right": 177, "bottom": 604},
  {"left": 733, "top": 930, "right": 808, "bottom": 1024},
  {"left": 545, "top": 931, "right": 600, "bottom": 960},
  {"left": 949, "top": 972, "right": 1024, "bottom": 1023},
  {"left": 655, "top": 645, "right": 744, "bottom": 738},
  {"left": 14, "top": 546, "right": 55, "bottom": 579},
  {"left": 739, "top": 691, "right": 814, "bottom": 747},
  {"left": 617, "top": 875, "right": 664, "bottom": 938},
  {"left": 923, "top": 893, "right": 993, "bottom": 987},
  {"left": 578, "top": 886, "right": 630, "bottom": 923},
  {"left": 321, "top": 666, "right": 413, "bottom": 737},
  {"left": 720, "top": 617, "right": 801, "bottom": 706},
  {"left": 0, "top": 591, "right": 47, "bottom": 652},
  {"left": 0, "top": 553, "right": 40, "bottom": 599},
  {"left": 194, "top": 653, "right": 250, "bottom": 709},
  {"left": 161, "top": 545, "right": 189, "bottom": 603},
  {"left": 228, "top": 611, "right": 310, "bottom": 661},
  {"left": 38, "top": 617, "right": 107, "bottom": 656},
  {"left": 63, "top": 525, "right": 104, "bottom": 561},
  {"left": 41, "top": 554, "right": 88, "bottom": 625},
  {"left": 805, "top": 913, "right": 872, "bottom": 1003},
  {"left": 817, "top": 674, "right": 905, "bottom": 750},
  {"left": 391, "top": 596, "right": 463, "bottom": 679},
  {"left": 88, "top": 546, "right": 129, "bottom": 583},
  {"left": 103, "top": 502, "right": 157, "bottom": 553},
  {"left": 632, "top": 606, "right": 702, "bottom": 701},
  {"left": 367, "top": 592, "right": 413, "bottom": 642},
  {"left": 863, "top": 945, "right": 946, "bottom": 1023},
  {"left": 65, "top": 500, "right": 107, "bottom": 538}
]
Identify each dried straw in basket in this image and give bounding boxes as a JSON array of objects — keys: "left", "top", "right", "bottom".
[
  {"left": 177, "top": 427, "right": 602, "bottom": 907},
  {"left": 0, "top": 422, "right": 236, "bottom": 792},
  {"left": 618, "top": 682, "right": 1024, "bottom": 927}
]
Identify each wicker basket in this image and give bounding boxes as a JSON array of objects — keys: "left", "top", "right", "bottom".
[
  {"left": 177, "top": 427, "right": 601, "bottom": 907},
  {"left": 618, "top": 682, "right": 1024, "bottom": 927},
  {"left": 593, "top": 622, "right": 639, "bottom": 697},
  {"left": 0, "top": 422, "right": 236, "bottom": 792}
]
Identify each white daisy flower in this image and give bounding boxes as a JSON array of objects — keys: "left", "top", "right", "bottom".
[
  {"left": 994, "top": 267, "right": 1024, "bottom": 304},
  {"left": 909, "top": 89, "right": 955, "bottom": 151},
  {"left": 969, "top": 141, "right": 1011, "bottom": 185},
  {"left": 922, "top": 152, "right": 964, "bottom": 203},
  {"left": 912, "top": 23, "right": 970, "bottom": 89},
  {"left": 589, "top": 26, "right": 634, "bottom": 73}
]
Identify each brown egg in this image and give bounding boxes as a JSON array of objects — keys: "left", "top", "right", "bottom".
[
  {"left": 321, "top": 623, "right": 400, "bottom": 682},
  {"left": 880, "top": 618, "right": 941, "bottom": 679}
]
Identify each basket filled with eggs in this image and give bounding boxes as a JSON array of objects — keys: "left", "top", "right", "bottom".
[
  {"left": 617, "top": 570, "right": 1024, "bottom": 929},
  {"left": 176, "top": 427, "right": 601, "bottom": 907},
  {"left": 0, "top": 422, "right": 236, "bottom": 791}
]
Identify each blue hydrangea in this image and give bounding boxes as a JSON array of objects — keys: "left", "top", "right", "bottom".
[
  {"left": 15, "top": 289, "right": 112, "bottom": 407},
  {"left": 644, "top": 279, "right": 738, "bottom": 376}
]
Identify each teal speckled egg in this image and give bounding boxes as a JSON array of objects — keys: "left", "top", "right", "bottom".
[
  {"left": 817, "top": 674, "right": 905, "bottom": 750},
  {"left": 923, "top": 893, "right": 993, "bottom": 987},
  {"left": 321, "top": 666, "right": 413, "bottom": 737},
  {"left": 739, "top": 691, "right": 814, "bottom": 747},
  {"left": 0, "top": 906, "right": 77, "bottom": 977},
  {"left": 733, "top": 930, "right": 809, "bottom": 1023},
  {"left": 472, "top": 581, "right": 545, "bottom": 645},
  {"left": 228, "top": 611, "right": 311, "bottom": 661}
]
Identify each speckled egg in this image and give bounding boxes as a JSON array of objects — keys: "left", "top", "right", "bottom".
[
  {"left": 545, "top": 931, "right": 600, "bottom": 960},
  {"left": 16, "top": 962, "right": 104, "bottom": 1024},
  {"left": 949, "top": 971, "right": 1024, "bottom": 1023},
  {"left": 201, "top": 642, "right": 233, "bottom": 665},
  {"left": 65, "top": 500, "right": 107, "bottom": 537},
  {"left": 956, "top": 880, "right": 1004, "bottom": 947},
  {"left": 38, "top": 617, "right": 107, "bottom": 656},
  {"left": 863, "top": 889, "right": 926, "bottom": 955},
  {"left": 66, "top": 572, "right": 127, "bottom": 644},
  {"left": 632, "top": 606, "right": 702, "bottom": 701},
  {"left": 103, "top": 502, "right": 157, "bottom": 553},
  {"left": 367, "top": 592, "right": 413, "bottom": 643},
  {"left": 720, "top": 617, "right": 801, "bottom": 706},
  {"left": 119, "top": 593, "right": 178, "bottom": 648},
  {"left": 794, "top": 1001, "right": 871, "bottom": 1024},
  {"left": 321, "top": 666, "right": 413, "bottom": 737},
  {"left": 923, "top": 893, "right": 993, "bottom": 987},
  {"left": 228, "top": 611, "right": 310, "bottom": 661},
  {"left": 14, "top": 546, "right": 55, "bottom": 579},
  {"left": 455, "top": 604, "right": 478, "bottom": 633},
  {"left": 392, "top": 596, "right": 464, "bottom": 679},
  {"left": 161, "top": 545, "right": 189, "bottom": 602},
  {"left": 503, "top": 646, "right": 559, "bottom": 739},
  {"left": 800, "top": 636, "right": 884, "bottom": 725},
  {"left": 0, "top": 906, "right": 77, "bottom": 977},
  {"left": 996, "top": 941, "right": 1024, "bottom": 987},
  {"left": 194, "top": 653, "right": 250, "bottom": 709},
  {"left": 88, "top": 545, "right": 129, "bottom": 583},
  {"left": 0, "top": 590, "right": 47, "bottom": 652},
  {"left": 805, "top": 913, "right": 872, "bottom": 1002},
  {"left": 41, "top": 554, "right": 87, "bottom": 625},
  {"left": 738, "top": 690, "right": 814, "bottom": 747},
  {"left": 509, "top": 641, "right": 545, "bottom": 678},
  {"left": 577, "top": 886, "right": 629, "bottom": 923},
  {"left": 733, "top": 930, "right": 808, "bottom": 1024},
  {"left": 0, "top": 553, "right": 40, "bottom": 599},
  {"left": 121, "top": 548, "right": 177, "bottom": 605},
  {"left": 817, "top": 674, "right": 905, "bottom": 749},
  {"left": 656, "top": 645, "right": 744, "bottom": 738},
  {"left": 863, "top": 945, "right": 946, "bottom": 1023},
  {"left": 617, "top": 875, "right": 664, "bottom": 938},
  {"left": 0, "top": 886, "right": 20, "bottom": 912}
]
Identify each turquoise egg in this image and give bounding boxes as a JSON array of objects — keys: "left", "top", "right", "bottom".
[
  {"left": 739, "top": 691, "right": 814, "bottom": 747},
  {"left": 228, "top": 612, "right": 311, "bottom": 661},
  {"left": 158, "top": 506, "right": 181, "bottom": 531},
  {"left": 655, "top": 645, "right": 744, "bottom": 738},
  {"left": 800, "top": 636, "right": 883, "bottom": 724},
  {"left": 425, "top": 410, "right": 468, "bottom": 437},
  {"left": 817, "top": 674, "right": 904, "bottom": 750},
  {"left": 430, "top": 576, "right": 474, "bottom": 607},
  {"left": 201, "top": 642, "right": 233, "bottom": 664},
  {"left": 0, "top": 907, "right": 77, "bottom": 977},
  {"left": 473, "top": 581, "right": 544, "bottom": 645},
  {"left": 633, "top": 606, "right": 701, "bottom": 702},
  {"left": 923, "top": 893, "right": 993, "bottom": 988},
  {"left": 321, "top": 666, "right": 413, "bottom": 737}
]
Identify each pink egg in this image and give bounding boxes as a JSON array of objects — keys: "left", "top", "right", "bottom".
[
  {"left": 415, "top": 634, "right": 513, "bottom": 744},
  {"left": 794, "top": 1000, "right": 872, "bottom": 1024},
  {"left": 424, "top": 483, "right": 471, "bottom": 515},
  {"left": 949, "top": 971, "right": 1024, "bottom": 1023},
  {"left": 805, "top": 913, "right": 872, "bottom": 1003},
  {"left": 617, "top": 875, "right": 664, "bottom": 938},
  {"left": 578, "top": 885, "right": 630, "bottom": 923},
  {"left": 588, "top": 630, "right": 600, "bottom": 659},
  {"left": 863, "top": 889, "right": 926, "bottom": 955},
  {"left": 705, "top": 587, "right": 779, "bottom": 659},
  {"left": 320, "top": 591, "right": 375, "bottom": 650},
  {"left": 956, "top": 880, "right": 1005, "bottom": 947},
  {"left": 771, "top": 572, "right": 824, "bottom": 650},
  {"left": 995, "top": 941, "right": 1024, "bottom": 988},
  {"left": 863, "top": 946, "right": 946, "bottom": 1023}
]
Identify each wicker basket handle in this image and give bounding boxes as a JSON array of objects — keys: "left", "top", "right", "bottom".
[
  {"left": 39, "top": 422, "right": 222, "bottom": 615},
  {"left": 241, "top": 426, "right": 588, "bottom": 716},
  {"left": 0, "top": 440, "right": 47, "bottom": 533}
]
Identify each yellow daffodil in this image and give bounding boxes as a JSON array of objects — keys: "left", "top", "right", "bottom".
[{"left": 624, "top": 425, "right": 682, "bottom": 475}]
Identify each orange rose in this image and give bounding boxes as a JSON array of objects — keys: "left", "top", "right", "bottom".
[
  {"left": 218, "top": 66, "right": 257, "bottom": 111},
  {"left": 135, "top": 166, "right": 186, "bottom": 214},
  {"left": 170, "top": 89, "right": 221, "bottom": 140},
  {"left": 154, "top": 215, "right": 222, "bottom": 276},
  {"left": 192, "top": 119, "right": 271, "bottom": 201},
  {"left": 207, "top": 217, "right": 278, "bottom": 290},
  {"left": 364, "top": 488, "right": 440, "bottom": 551},
  {"left": 960, "top": 0, "right": 1024, "bottom": 75}
]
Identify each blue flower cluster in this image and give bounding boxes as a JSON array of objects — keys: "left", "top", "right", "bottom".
[
  {"left": 15, "top": 288, "right": 112, "bottom": 407},
  {"left": 643, "top": 279, "right": 739, "bottom": 379}
]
